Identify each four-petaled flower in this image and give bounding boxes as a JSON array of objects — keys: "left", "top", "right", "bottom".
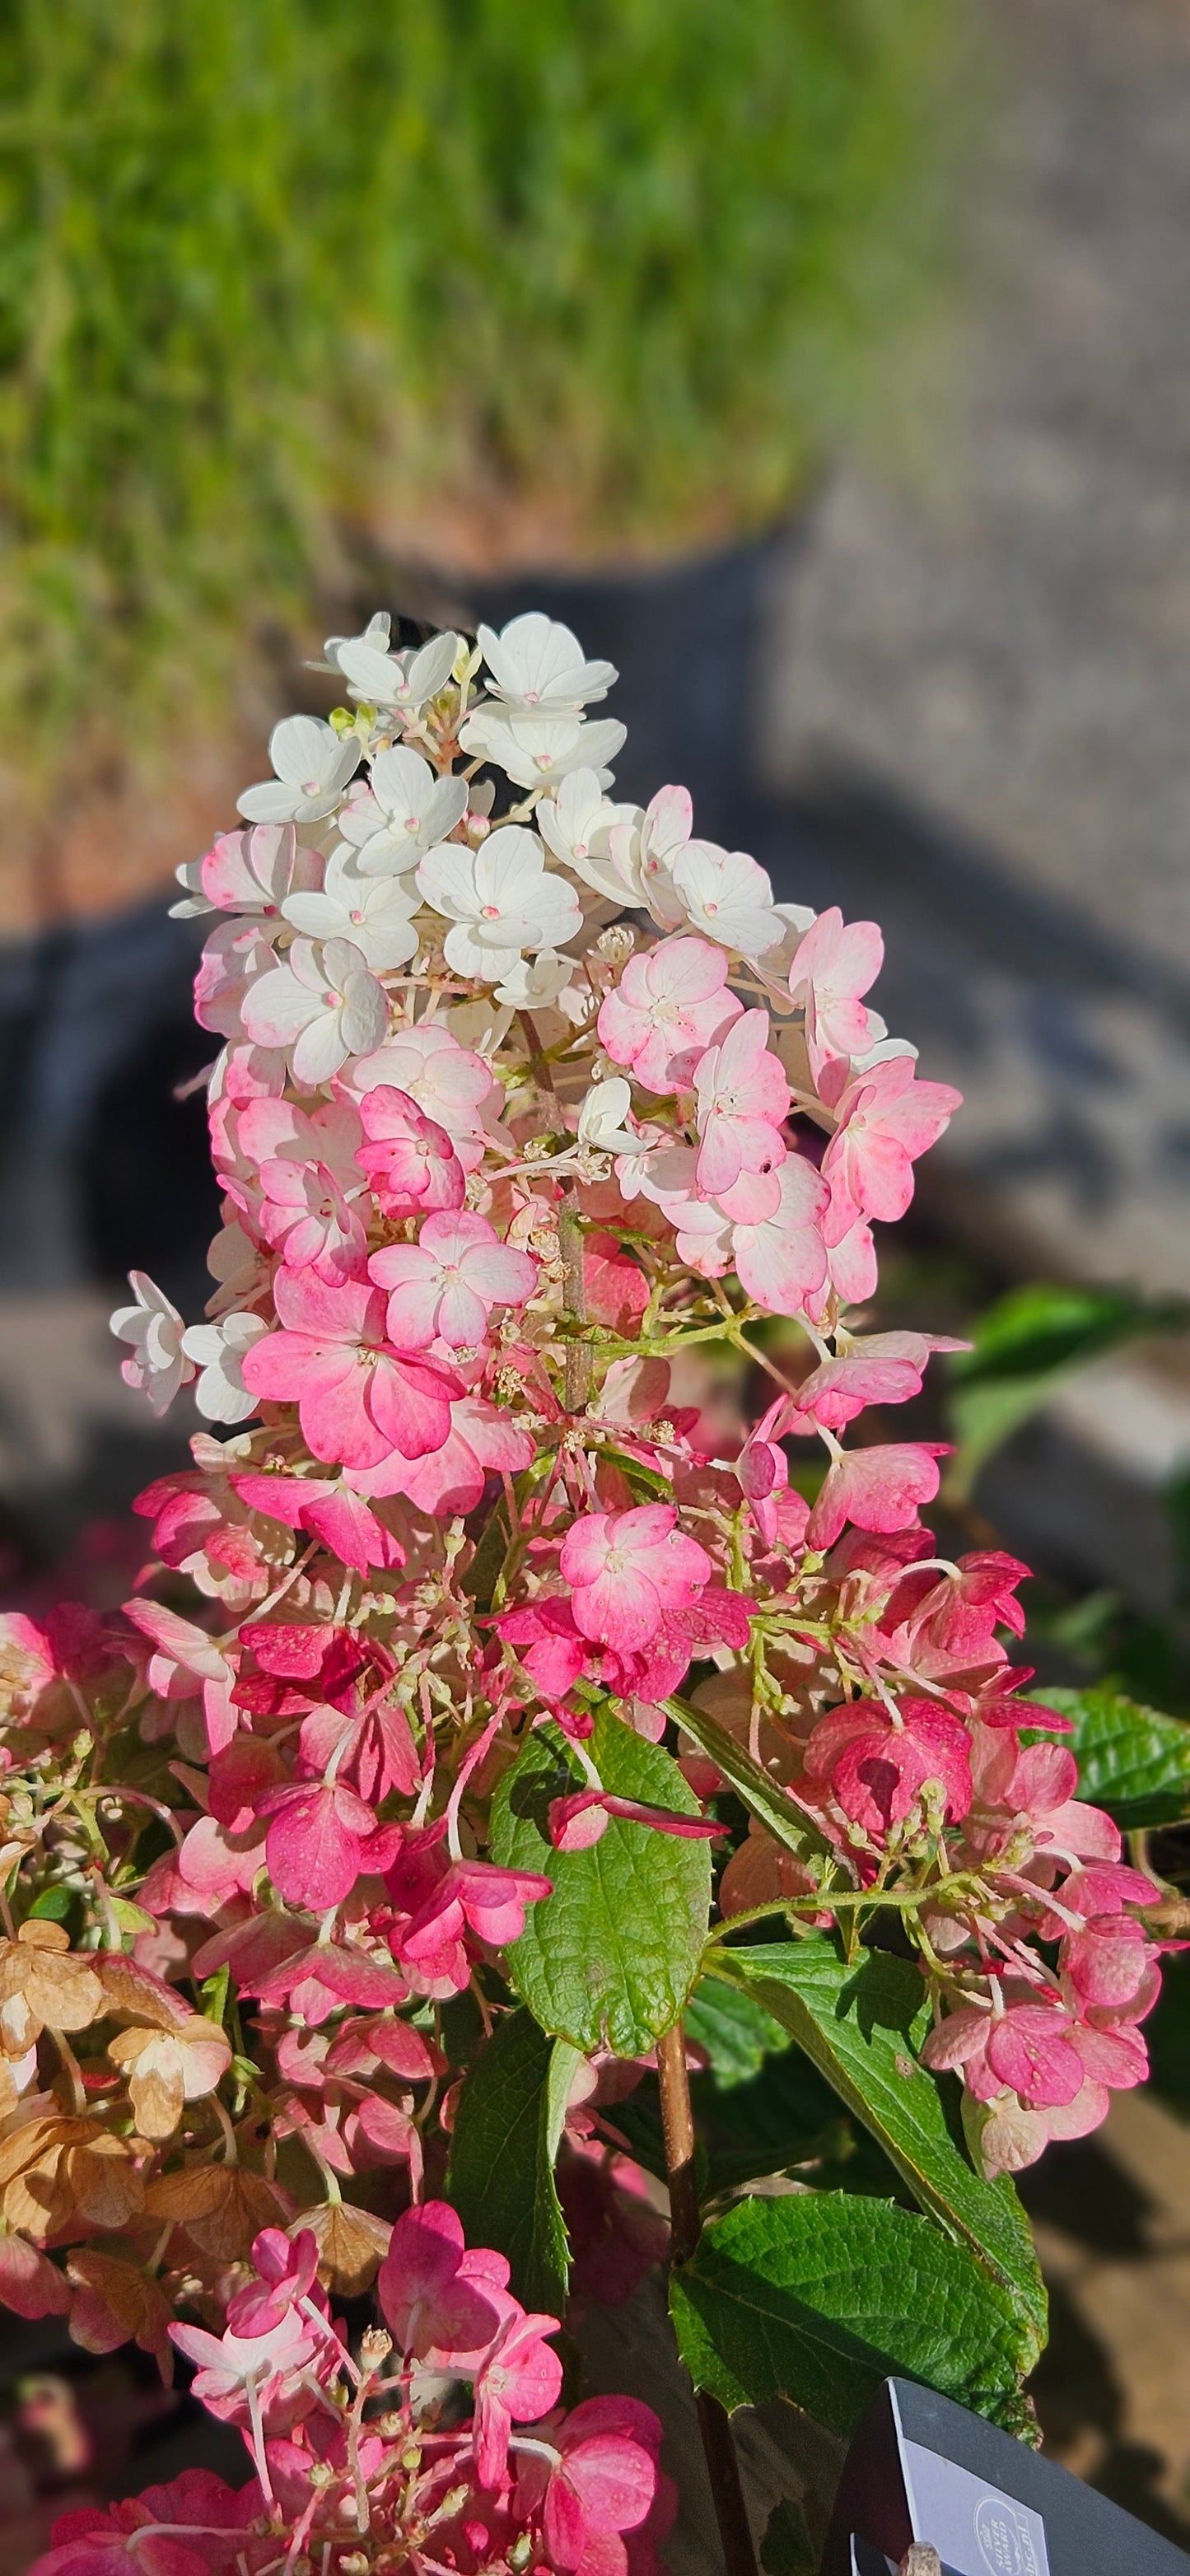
[
  {"left": 241, "top": 1269, "right": 459, "bottom": 1471},
  {"left": 237, "top": 715, "right": 361, "bottom": 824},
  {"left": 558, "top": 1505, "right": 712, "bottom": 1652},
  {"left": 110, "top": 1273, "right": 195, "bottom": 1416},
  {"left": 416, "top": 826, "right": 582, "bottom": 979},
  {"left": 369, "top": 1212, "right": 537, "bottom": 1349},
  {"left": 598, "top": 934, "right": 741, "bottom": 1092},
  {"left": 241, "top": 936, "right": 388, "bottom": 1085}
]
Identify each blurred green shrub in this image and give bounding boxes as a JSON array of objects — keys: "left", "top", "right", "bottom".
[{"left": 0, "top": 0, "right": 962, "bottom": 782}]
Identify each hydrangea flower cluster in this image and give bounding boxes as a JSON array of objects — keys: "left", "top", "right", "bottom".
[
  {"left": 35, "top": 2203, "right": 673, "bottom": 2576},
  {"left": 0, "top": 611, "right": 1169, "bottom": 2557}
]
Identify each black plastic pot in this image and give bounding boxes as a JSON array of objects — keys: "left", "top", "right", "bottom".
[{"left": 460, "top": 523, "right": 793, "bottom": 846}]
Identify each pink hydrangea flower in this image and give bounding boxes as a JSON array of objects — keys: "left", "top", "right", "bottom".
[
  {"left": 348, "top": 1023, "right": 497, "bottom": 1171},
  {"left": 169, "top": 2308, "right": 325, "bottom": 2429},
  {"left": 787, "top": 905, "right": 884, "bottom": 1080},
  {"left": 226, "top": 2227, "right": 320, "bottom": 2336},
  {"left": 558, "top": 1505, "right": 712, "bottom": 1651},
  {"left": 473, "top": 2301, "right": 566, "bottom": 2489},
  {"left": 241, "top": 1268, "right": 459, "bottom": 1472},
  {"left": 228, "top": 1467, "right": 405, "bottom": 1573},
  {"left": 236, "top": 1094, "right": 367, "bottom": 1281},
  {"left": 597, "top": 936, "right": 742, "bottom": 1093},
  {"left": 31, "top": 2471, "right": 259, "bottom": 2576},
  {"left": 369, "top": 1212, "right": 538, "bottom": 1349},
  {"left": 534, "top": 2395, "right": 665, "bottom": 2576},
  {"left": 780, "top": 1332, "right": 965, "bottom": 1433},
  {"left": 806, "top": 1441, "right": 950, "bottom": 1552},
  {"left": 121, "top": 1598, "right": 239, "bottom": 1757},
  {"left": 354, "top": 1083, "right": 467, "bottom": 1217},
  {"left": 822, "top": 1054, "right": 963, "bottom": 1230},
  {"left": 399, "top": 1858, "right": 553, "bottom": 1960},
  {"left": 351, "top": 1392, "right": 535, "bottom": 1515},
  {"left": 692, "top": 1009, "right": 790, "bottom": 1197},
  {"left": 803, "top": 1694, "right": 973, "bottom": 1838},
  {"left": 377, "top": 2200, "right": 507, "bottom": 2363},
  {"left": 259, "top": 1778, "right": 402, "bottom": 1910},
  {"left": 177, "top": 819, "right": 320, "bottom": 918}
]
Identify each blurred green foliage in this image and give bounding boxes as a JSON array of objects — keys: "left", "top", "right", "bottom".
[
  {"left": 945, "top": 1281, "right": 1190, "bottom": 1500},
  {"left": 0, "top": 0, "right": 963, "bottom": 777}
]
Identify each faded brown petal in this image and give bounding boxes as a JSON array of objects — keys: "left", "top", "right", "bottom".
[
  {"left": 143, "top": 2163, "right": 286, "bottom": 2261},
  {"left": 96, "top": 1955, "right": 192, "bottom": 2030},
  {"left": 124, "top": 2044, "right": 185, "bottom": 2143},
  {"left": 301, "top": 2199, "right": 392, "bottom": 2298},
  {"left": 66, "top": 2133, "right": 144, "bottom": 2229},
  {"left": 22, "top": 1950, "right": 105, "bottom": 2037},
  {"left": 67, "top": 2248, "right": 175, "bottom": 2383},
  {"left": 0, "top": 1932, "right": 104, "bottom": 2051},
  {"left": 0, "top": 2115, "right": 80, "bottom": 2191},
  {"left": 3, "top": 2160, "right": 74, "bottom": 2239}
]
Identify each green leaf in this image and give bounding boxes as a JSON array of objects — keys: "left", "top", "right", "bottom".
[
  {"left": 708, "top": 1939, "right": 1045, "bottom": 2359},
  {"left": 27, "top": 1885, "right": 77, "bottom": 1924},
  {"left": 110, "top": 1897, "right": 156, "bottom": 1938},
  {"left": 759, "top": 2499, "right": 817, "bottom": 2576},
  {"left": 1029, "top": 1686, "right": 1190, "bottom": 1829},
  {"left": 446, "top": 2006, "right": 578, "bottom": 2317},
  {"left": 665, "top": 1692, "right": 830, "bottom": 1862},
  {"left": 599, "top": 1444, "right": 674, "bottom": 1502},
  {"left": 945, "top": 1283, "right": 1190, "bottom": 1496},
  {"left": 684, "top": 1975, "right": 790, "bottom": 2088},
  {"left": 669, "top": 2191, "right": 1030, "bottom": 2437},
  {"left": 489, "top": 1710, "right": 712, "bottom": 2057}
]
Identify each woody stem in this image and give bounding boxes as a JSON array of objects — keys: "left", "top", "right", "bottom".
[
  {"left": 656, "top": 2022, "right": 759, "bottom": 2576},
  {"left": 558, "top": 1188, "right": 591, "bottom": 1414}
]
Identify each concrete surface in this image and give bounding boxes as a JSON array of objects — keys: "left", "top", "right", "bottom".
[{"left": 762, "top": 0, "right": 1190, "bottom": 1306}]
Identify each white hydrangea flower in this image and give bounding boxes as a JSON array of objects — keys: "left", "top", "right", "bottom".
[
  {"left": 492, "top": 950, "right": 581, "bottom": 1011},
  {"left": 477, "top": 612, "right": 617, "bottom": 716},
  {"left": 536, "top": 769, "right": 637, "bottom": 901},
  {"left": 849, "top": 1033, "right": 915, "bottom": 1071},
  {"left": 322, "top": 609, "right": 393, "bottom": 672},
  {"left": 417, "top": 825, "right": 582, "bottom": 979},
  {"left": 281, "top": 845, "right": 421, "bottom": 970},
  {"left": 338, "top": 744, "right": 469, "bottom": 876},
  {"left": 577, "top": 1076, "right": 642, "bottom": 1155},
  {"left": 334, "top": 628, "right": 460, "bottom": 715},
  {"left": 240, "top": 936, "right": 389, "bottom": 1084},
  {"left": 237, "top": 716, "right": 362, "bottom": 824},
  {"left": 457, "top": 707, "right": 626, "bottom": 793},
  {"left": 180, "top": 1314, "right": 271, "bottom": 1424},
  {"left": 607, "top": 785, "right": 693, "bottom": 926},
  {"left": 668, "top": 839, "right": 784, "bottom": 957},
  {"left": 110, "top": 1273, "right": 195, "bottom": 1416},
  {"left": 204, "top": 1220, "right": 268, "bottom": 1318}
]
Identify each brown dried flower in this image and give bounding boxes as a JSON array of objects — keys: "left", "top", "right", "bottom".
[
  {"left": 0, "top": 1921, "right": 103, "bottom": 2058},
  {"left": 0, "top": 2114, "right": 142, "bottom": 2239},
  {"left": 106, "top": 2017, "right": 231, "bottom": 2140},
  {"left": 142, "top": 2161, "right": 286, "bottom": 2261}
]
